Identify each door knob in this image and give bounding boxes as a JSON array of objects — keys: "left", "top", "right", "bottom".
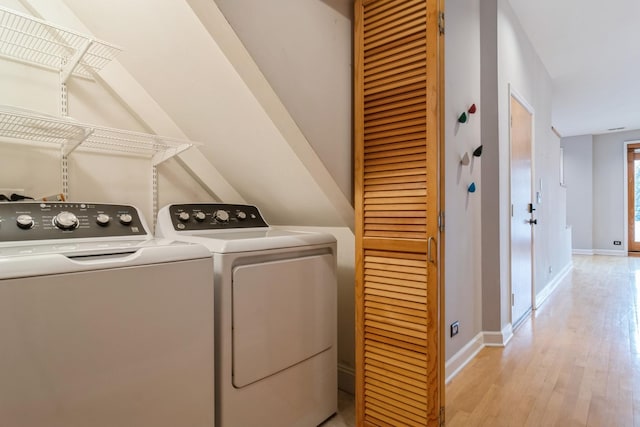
[{"left": 528, "top": 219, "right": 537, "bottom": 225}]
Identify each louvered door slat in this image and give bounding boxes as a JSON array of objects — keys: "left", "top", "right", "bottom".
[
  {"left": 364, "top": 0, "right": 424, "bottom": 30},
  {"left": 356, "top": 0, "right": 442, "bottom": 425},
  {"left": 364, "top": 92, "right": 425, "bottom": 112},
  {"left": 366, "top": 389, "right": 428, "bottom": 418}
]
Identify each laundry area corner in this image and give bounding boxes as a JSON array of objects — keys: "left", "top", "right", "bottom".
[{"left": 0, "top": 0, "right": 354, "bottom": 426}]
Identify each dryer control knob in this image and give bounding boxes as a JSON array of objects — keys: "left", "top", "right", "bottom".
[
  {"left": 16, "top": 214, "right": 34, "bottom": 229},
  {"left": 96, "top": 213, "right": 110, "bottom": 226},
  {"left": 195, "top": 212, "right": 206, "bottom": 221},
  {"left": 119, "top": 213, "right": 133, "bottom": 225},
  {"left": 178, "top": 211, "right": 190, "bottom": 222},
  {"left": 236, "top": 211, "right": 247, "bottom": 220},
  {"left": 214, "top": 209, "right": 230, "bottom": 222},
  {"left": 54, "top": 211, "right": 79, "bottom": 230}
]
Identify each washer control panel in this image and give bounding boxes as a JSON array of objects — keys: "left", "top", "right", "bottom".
[
  {"left": 0, "top": 202, "right": 147, "bottom": 242},
  {"left": 166, "top": 204, "right": 268, "bottom": 231}
]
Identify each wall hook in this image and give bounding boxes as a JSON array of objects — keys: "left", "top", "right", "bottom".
[
  {"left": 473, "top": 145, "right": 483, "bottom": 157},
  {"left": 468, "top": 182, "right": 476, "bottom": 193},
  {"left": 460, "top": 152, "right": 470, "bottom": 165}
]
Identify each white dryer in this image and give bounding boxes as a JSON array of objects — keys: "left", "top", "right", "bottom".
[
  {"left": 156, "top": 203, "right": 337, "bottom": 427},
  {"left": 0, "top": 202, "right": 214, "bottom": 427}
]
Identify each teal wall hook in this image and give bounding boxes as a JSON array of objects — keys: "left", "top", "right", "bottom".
[{"left": 468, "top": 182, "right": 476, "bottom": 193}]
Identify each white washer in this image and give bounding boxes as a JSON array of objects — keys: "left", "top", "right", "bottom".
[
  {"left": 0, "top": 202, "right": 214, "bottom": 427},
  {"left": 156, "top": 203, "right": 337, "bottom": 427}
]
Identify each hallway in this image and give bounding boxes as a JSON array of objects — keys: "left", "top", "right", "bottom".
[{"left": 446, "top": 255, "right": 640, "bottom": 426}]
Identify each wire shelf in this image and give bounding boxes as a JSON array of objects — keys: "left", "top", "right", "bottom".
[
  {"left": 0, "top": 5, "right": 121, "bottom": 79},
  {"left": 0, "top": 106, "right": 198, "bottom": 164}
]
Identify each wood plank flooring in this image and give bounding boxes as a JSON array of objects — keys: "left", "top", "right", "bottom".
[
  {"left": 331, "top": 255, "right": 640, "bottom": 426},
  {"left": 446, "top": 255, "right": 640, "bottom": 426}
]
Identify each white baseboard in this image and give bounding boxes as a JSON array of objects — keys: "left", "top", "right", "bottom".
[
  {"left": 445, "top": 332, "right": 483, "bottom": 384},
  {"left": 445, "top": 325, "right": 515, "bottom": 383},
  {"left": 535, "top": 262, "right": 572, "bottom": 309},
  {"left": 484, "top": 323, "right": 513, "bottom": 347},
  {"left": 337, "top": 363, "right": 355, "bottom": 394},
  {"left": 593, "top": 249, "right": 626, "bottom": 256},
  {"left": 572, "top": 249, "right": 594, "bottom": 255}
]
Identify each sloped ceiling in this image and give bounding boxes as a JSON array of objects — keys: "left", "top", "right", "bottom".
[{"left": 31, "top": 0, "right": 352, "bottom": 227}]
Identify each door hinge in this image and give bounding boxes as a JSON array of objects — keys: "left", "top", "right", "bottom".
[
  {"left": 438, "top": 211, "right": 445, "bottom": 232},
  {"left": 440, "top": 406, "right": 445, "bottom": 426},
  {"left": 511, "top": 293, "right": 515, "bottom": 306},
  {"left": 438, "top": 11, "right": 445, "bottom": 35}
]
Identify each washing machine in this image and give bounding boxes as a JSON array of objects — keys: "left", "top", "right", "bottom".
[
  {"left": 0, "top": 201, "right": 214, "bottom": 427},
  {"left": 156, "top": 203, "right": 337, "bottom": 427}
]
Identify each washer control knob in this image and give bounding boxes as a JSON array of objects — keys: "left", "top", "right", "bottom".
[
  {"left": 96, "top": 214, "right": 110, "bottom": 226},
  {"left": 119, "top": 213, "right": 133, "bottom": 225},
  {"left": 236, "top": 211, "right": 247, "bottom": 220},
  {"left": 195, "top": 212, "right": 206, "bottom": 222},
  {"left": 214, "top": 209, "right": 230, "bottom": 222},
  {"left": 54, "top": 211, "right": 79, "bottom": 230},
  {"left": 178, "top": 211, "right": 190, "bottom": 222},
  {"left": 16, "top": 214, "right": 34, "bottom": 229}
]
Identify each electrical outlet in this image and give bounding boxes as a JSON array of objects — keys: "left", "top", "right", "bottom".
[
  {"left": 450, "top": 321, "right": 459, "bottom": 337},
  {"left": 614, "top": 241, "right": 622, "bottom": 246}
]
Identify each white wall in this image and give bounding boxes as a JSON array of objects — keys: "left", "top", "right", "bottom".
[
  {"left": 479, "top": 0, "right": 572, "bottom": 333},
  {"left": 60, "top": 0, "right": 353, "bottom": 228},
  {"left": 213, "top": 0, "right": 353, "bottom": 203},
  {"left": 444, "top": 0, "right": 483, "bottom": 360},
  {"left": 593, "top": 130, "right": 640, "bottom": 251},
  {"left": 561, "top": 135, "right": 593, "bottom": 251}
]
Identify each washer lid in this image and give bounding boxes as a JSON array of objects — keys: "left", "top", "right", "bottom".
[
  {"left": 172, "top": 229, "right": 335, "bottom": 253},
  {"left": 0, "top": 240, "right": 212, "bottom": 280}
]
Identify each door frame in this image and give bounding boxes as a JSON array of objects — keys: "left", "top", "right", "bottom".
[
  {"left": 508, "top": 84, "right": 536, "bottom": 324},
  {"left": 623, "top": 141, "right": 640, "bottom": 253}
]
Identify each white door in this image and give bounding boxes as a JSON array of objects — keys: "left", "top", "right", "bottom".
[{"left": 510, "top": 93, "right": 534, "bottom": 326}]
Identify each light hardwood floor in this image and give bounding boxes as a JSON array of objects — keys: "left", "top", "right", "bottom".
[
  {"left": 333, "top": 255, "right": 640, "bottom": 426},
  {"left": 446, "top": 255, "right": 640, "bottom": 426}
]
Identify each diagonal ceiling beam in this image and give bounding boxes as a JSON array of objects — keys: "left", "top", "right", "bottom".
[{"left": 186, "top": 0, "right": 354, "bottom": 230}]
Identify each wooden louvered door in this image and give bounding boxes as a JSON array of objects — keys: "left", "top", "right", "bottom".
[{"left": 354, "top": 0, "right": 444, "bottom": 426}]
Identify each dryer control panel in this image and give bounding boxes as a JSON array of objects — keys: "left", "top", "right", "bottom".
[
  {"left": 165, "top": 203, "right": 268, "bottom": 231},
  {"left": 0, "top": 202, "right": 148, "bottom": 242}
]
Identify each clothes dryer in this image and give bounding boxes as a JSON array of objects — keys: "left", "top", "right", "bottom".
[{"left": 156, "top": 203, "right": 337, "bottom": 427}]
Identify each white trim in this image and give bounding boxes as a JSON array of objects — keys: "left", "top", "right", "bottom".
[
  {"left": 484, "top": 323, "right": 513, "bottom": 347},
  {"left": 535, "top": 261, "right": 572, "bottom": 309},
  {"left": 337, "top": 363, "right": 355, "bottom": 394},
  {"left": 593, "top": 249, "right": 627, "bottom": 257},
  {"left": 572, "top": 249, "right": 594, "bottom": 255},
  {"left": 445, "top": 333, "right": 484, "bottom": 384},
  {"left": 445, "top": 325, "right": 516, "bottom": 383}
]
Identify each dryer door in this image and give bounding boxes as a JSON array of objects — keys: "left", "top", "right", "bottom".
[{"left": 232, "top": 253, "right": 335, "bottom": 388}]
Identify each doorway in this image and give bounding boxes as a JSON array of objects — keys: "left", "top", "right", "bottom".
[
  {"left": 626, "top": 143, "right": 640, "bottom": 253},
  {"left": 509, "top": 90, "right": 535, "bottom": 327}
]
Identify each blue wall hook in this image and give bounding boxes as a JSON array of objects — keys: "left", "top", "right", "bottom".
[{"left": 468, "top": 182, "right": 476, "bottom": 193}]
